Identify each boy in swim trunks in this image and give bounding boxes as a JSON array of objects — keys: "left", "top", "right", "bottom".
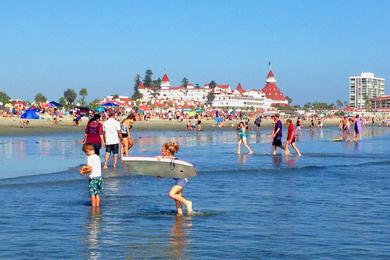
[{"left": 80, "top": 144, "right": 104, "bottom": 207}]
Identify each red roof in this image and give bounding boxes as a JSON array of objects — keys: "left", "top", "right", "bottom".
[
  {"left": 216, "top": 84, "right": 229, "bottom": 89},
  {"left": 139, "top": 105, "right": 150, "bottom": 111},
  {"left": 267, "top": 70, "right": 275, "bottom": 79},
  {"left": 371, "top": 95, "right": 390, "bottom": 101},
  {"left": 236, "top": 83, "right": 245, "bottom": 94},
  {"left": 262, "top": 82, "right": 287, "bottom": 101},
  {"left": 162, "top": 74, "right": 170, "bottom": 82},
  {"left": 169, "top": 86, "right": 185, "bottom": 90},
  {"left": 261, "top": 70, "right": 287, "bottom": 102},
  {"left": 138, "top": 82, "right": 145, "bottom": 89}
]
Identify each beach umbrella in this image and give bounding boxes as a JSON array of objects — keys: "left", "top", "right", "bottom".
[
  {"left": 21, "top": 108, "right": 40, "bottom": 119},
  {"left": 95, "top": 107, "right": 105, "bottom": 112},
  {"left": 101, "top": 102, "right": 119, "bottom": 107},
  {"left": 195, "top": 108, "right": 203, "bottom": 113},
  {"left": 49, "top": 101, "right": 63, "bottom": 108},
  {"left": 187, "top": 111, "right": 197, "bottom": 117}
]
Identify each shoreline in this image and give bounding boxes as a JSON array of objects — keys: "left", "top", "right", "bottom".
[{"left": 0, "top": 116, "right": 344, "bottom": 136}]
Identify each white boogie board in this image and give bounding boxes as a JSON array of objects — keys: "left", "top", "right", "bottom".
[{"left": 121, "top": 156, "right": 197, "bottom": 179}]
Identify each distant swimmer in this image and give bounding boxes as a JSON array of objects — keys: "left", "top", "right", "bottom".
[
  {"left": 296, "top": 117, "right": 302, "bottom": 132},
  {"left": 354, "top": 114, "right": 362, "bottom": 142},
  {"left": 159, "top": 142, "right": 193, "bottom": 216},
  {"left": 254, "top": 115, "right": 262, "bottom": 130},
  {"left": 237, "top": 121, "right": 253, "bottom": 155},
  {"left": 285, "top": 119, "right": 302, "bottom": 156},
  {"left": 272, "top": 114, "right": 285, "bottom": 155}
]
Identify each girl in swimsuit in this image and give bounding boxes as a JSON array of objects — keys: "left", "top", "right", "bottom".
[
  {"left": 237, "top": 122, "right": 253, "bottom": 155},
  {"left": 159, "top": 142, "right": 193, "bottom": 216},
  {"left": 120, "top": 114, "right": 135, "bottom": 158}
]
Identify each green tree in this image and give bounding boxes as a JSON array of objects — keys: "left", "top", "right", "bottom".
[
  {"left": 285, "top": 96, "right": 292, "bottom": 105},
  {"left": 303, "top": 102, "right": 312, "bottom": 111},
  {"left": 34, "top": 93, "right": 47, "bottom": 104},
  {"left": 207, "top": 92, "right": 215, "bottom": 104},
  {"left": 79, "top": 88, "right": 88, "bottom": 106},
  {"left": 209, "top": 80, "right": 217, "bottom": 89},
  {"left": 363, "top": 95, "right": 371, "bottom": 109},
  {"left": 63, "top": 89, "right": 77, "bottom": 106},
  {"left": 0, "top": 91, "right": 10, "bottom": 105},
  {"left": 143, "top": 69, "right": 153, "bottom": 87},
  {"left": 336, "top": 99, "right": 343, "bottom": 108},
  {"left": 89, "top": 99, "right": 101, "bottom": 111},
  {"left": 152, "top": 77, "right": 162, "bottom": 90},
  {"left": 195, "top": 83, "right": 200, "bottom": 88},
  {"left": 181, "top": 77, "right": 189, "bottom": 87},
  {"left": 112, "top": 94, "right": 119, "bottom": 100},
  {"left": 132, "top": 74, "right": 143, "bottom": 100},
  {"left": 58, "top": 97, "right": 66, "bottom": 106}
]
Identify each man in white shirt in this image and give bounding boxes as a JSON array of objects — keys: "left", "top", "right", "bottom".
[{"left": 103, "top": 112, "right": 122, "bottom": 168}]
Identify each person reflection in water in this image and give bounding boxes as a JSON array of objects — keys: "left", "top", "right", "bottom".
[
  {"left": 86, "top": 207, "right": 102, "bottom": 259},
  {"left": 170, "top": 216, "right": 191, "bottom": 259}
]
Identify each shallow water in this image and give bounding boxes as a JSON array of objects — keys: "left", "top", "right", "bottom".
[{"left": 1, "top": 127, "right": 390, "bottom": 259}]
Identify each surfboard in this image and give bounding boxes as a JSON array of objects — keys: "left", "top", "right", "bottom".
[{"left": 121, "top": 156, "right": 197, "bottom": 178}]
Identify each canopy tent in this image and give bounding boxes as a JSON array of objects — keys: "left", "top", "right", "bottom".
[
  {"left": 101, "top": 102, "right": 119, "bottom": 107},
  {"left": 95, "top": 107, "right": 105, "bottom": 112},
  {"left": 187, "top": 111, "right": 197, "bottom": 117},
  {"left": 49, "top": 101, "right": 63, "bottom": 108},
  {"left": 21, "top": 108, "right": 40, "bottom": 119}
]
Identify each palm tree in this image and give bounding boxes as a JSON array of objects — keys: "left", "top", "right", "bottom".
[{"left": 79, "top": 88, "right": 88, "bottom": 106}]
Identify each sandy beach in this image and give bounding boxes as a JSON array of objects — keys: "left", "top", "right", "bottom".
[{"left": 0, "top": 116, "right": 344, "bottom": 136}]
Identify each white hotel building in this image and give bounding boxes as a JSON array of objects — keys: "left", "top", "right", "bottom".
[
  {"left": 137, "top": 69, "right": 288, "bottom": 111},
  {"left": 349, "top": 72, "right": 385, "bottom": 109}
]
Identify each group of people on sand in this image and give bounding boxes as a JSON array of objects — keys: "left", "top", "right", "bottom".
[
  {"left": 80, "top": 112, "right": 192, "bottom": 216},
  {"left": 338, "top": 114, "right": 362, "bottom": 142},
  {"left": 237, "top": 113, "right": 302, "bottom": 156}
]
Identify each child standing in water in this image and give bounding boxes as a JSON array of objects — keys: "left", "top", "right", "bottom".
[
  {"left": 160, "top": 142, "right": 193, "bottom": 216},
  {"left": 80, "top": 144, "right": 104, "bottom": 207},
  {"left": 237, "top": 121, "right": 253, "bottom": 155},
  {"left": 285, "top": 119, "right": 302, "bottom": 156}
]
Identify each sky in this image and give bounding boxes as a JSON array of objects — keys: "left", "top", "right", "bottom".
[{"left": 0, "top": 0, "right": 389, "bottom": 105}]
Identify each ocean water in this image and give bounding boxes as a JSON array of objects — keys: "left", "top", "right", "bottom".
[{"left": 0, "top": 127, "right": 390, "bottom": 259}]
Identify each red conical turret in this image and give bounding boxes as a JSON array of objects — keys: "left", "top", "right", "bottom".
[
  {"left": 162, "top": 74, "right": 170, "bottom": 82},
  {"left": 261, "top": 68, "right": 287, "bottom": 103},
  {"left": 236, "top": 83, "right": 245, "bottom": 95}
]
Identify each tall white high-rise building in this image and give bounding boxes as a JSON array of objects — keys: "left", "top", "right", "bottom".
[{"left": 349, "top": 72, "right": 385, "bottom": 108}]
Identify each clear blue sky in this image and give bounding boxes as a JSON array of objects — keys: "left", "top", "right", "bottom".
[{"left": 0, "top": 0, "right": 389, "bottom": 105}]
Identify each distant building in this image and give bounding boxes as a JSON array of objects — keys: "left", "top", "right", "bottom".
[
  {"left": 349, "top": 72, "right": 385, "bottom": 109},
  {"left": 212, "top": 94, "right": 269, "bottom": 111},
  {"left": 101, "top": 95, "right": 133, "bottom": 107},
  {"left": 371, "top": 96, "right": 390, "bottom": 110},
  {"left": 261, "top": 69, "right": 288, "bottom": 106}
]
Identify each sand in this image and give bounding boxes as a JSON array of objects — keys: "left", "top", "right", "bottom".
[{"left": 0, "top": 116, "right": 342, "bottom": 136}]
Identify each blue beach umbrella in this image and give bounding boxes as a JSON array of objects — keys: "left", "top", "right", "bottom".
[
  {"left": 49, "top": 101, "right": 63, "bottom": 108},
  {"left": 101, "top": 102, "right": 119, "bottom": 107},
  {"left": 21, "top": 108, "right": 40, "bottom": 119}
]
